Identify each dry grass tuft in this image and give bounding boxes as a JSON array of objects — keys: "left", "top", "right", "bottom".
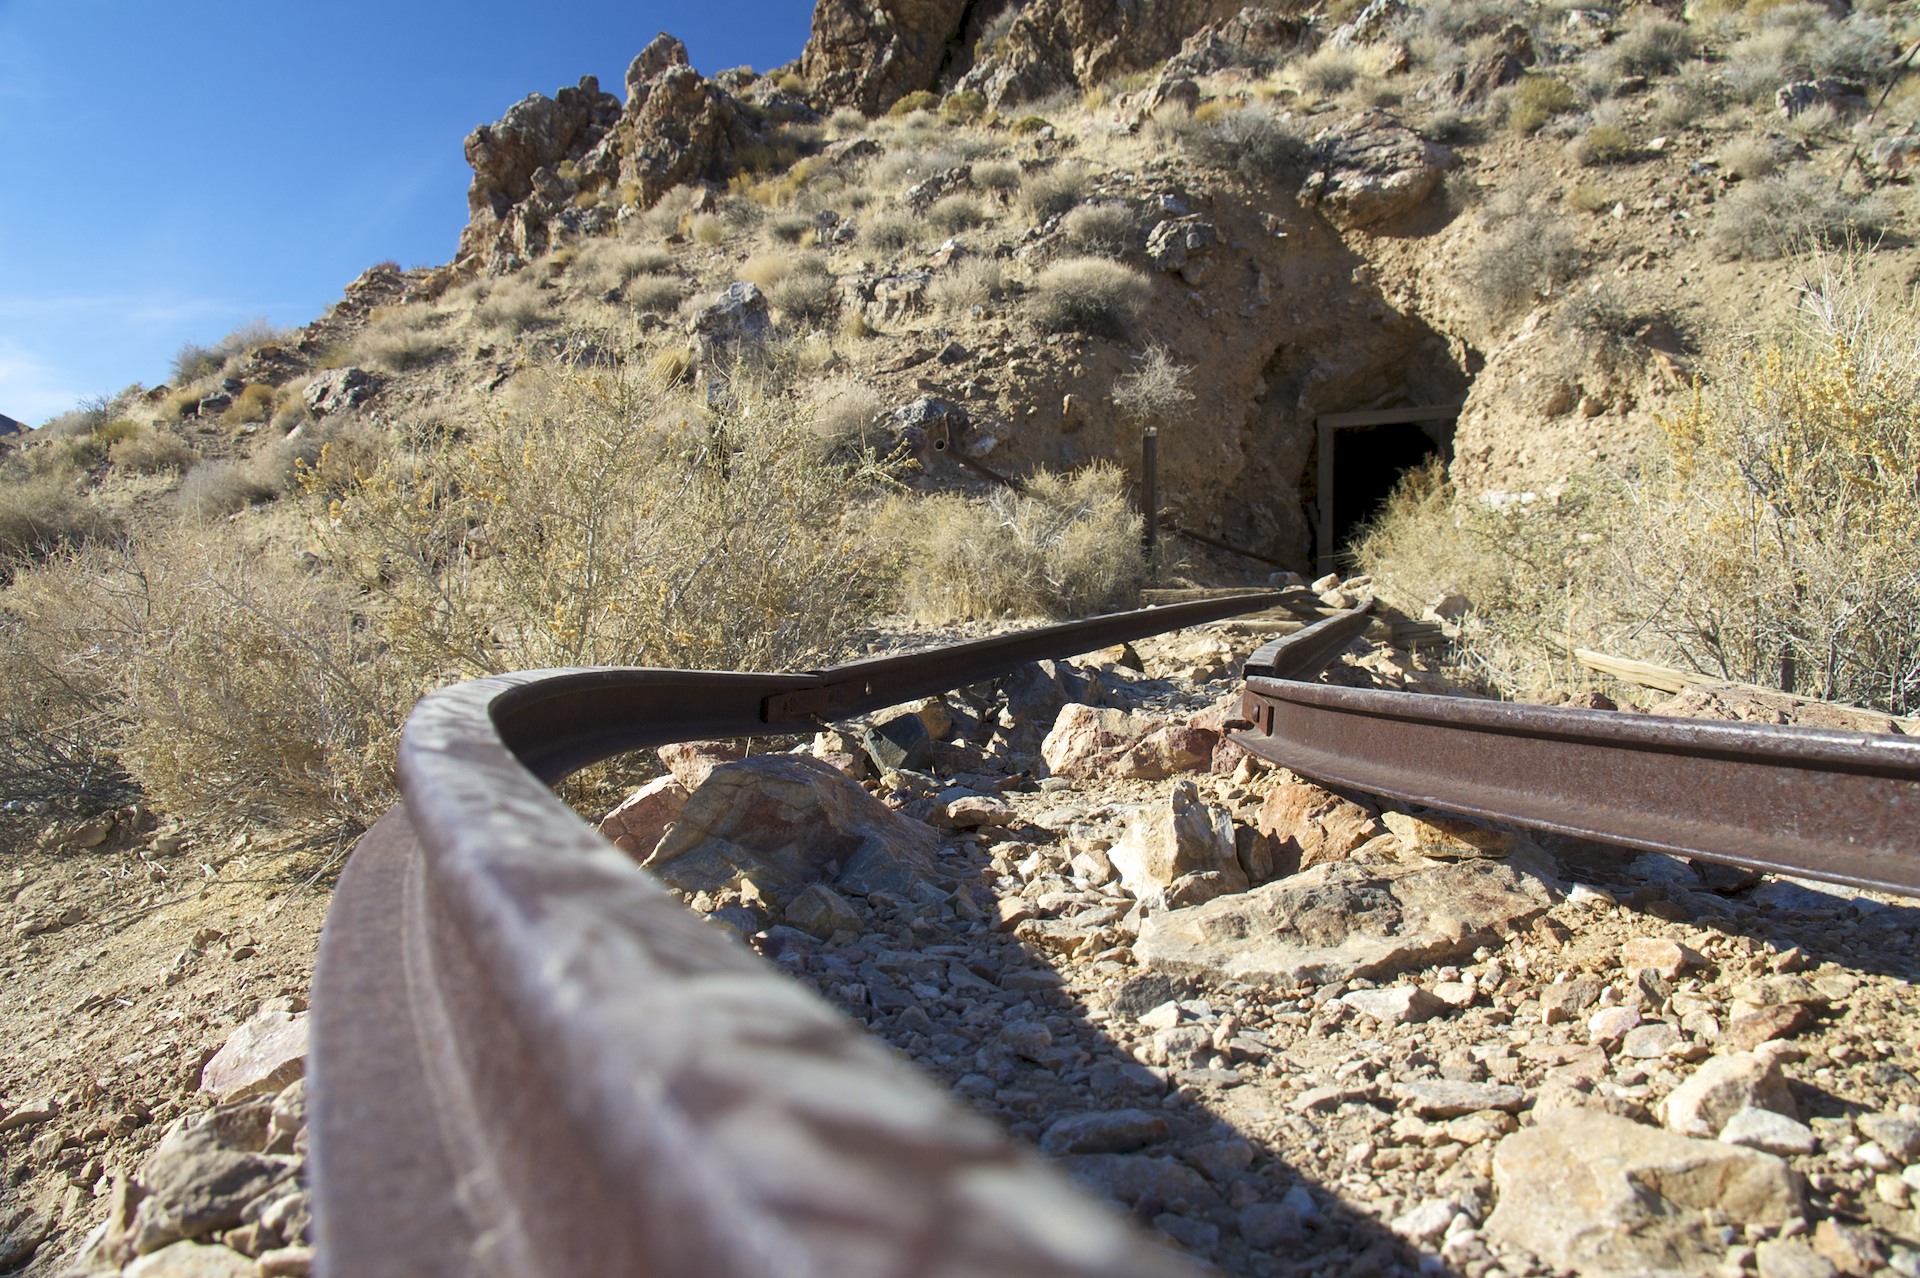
[{"left": 1028, "top": 258, "right": 1153, "bottom": 338}]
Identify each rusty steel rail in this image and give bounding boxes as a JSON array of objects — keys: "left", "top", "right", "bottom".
[
  {"left": 310, "top": 591, "right": 1290, "bottom": 1278},
  {"left": 1235, "top": 606, "right": 1920, "bottom": 897}
]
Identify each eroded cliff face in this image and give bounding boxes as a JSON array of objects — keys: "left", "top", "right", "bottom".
[{"left": 798, "top": 0, "right": 1317, "bottom": 114}]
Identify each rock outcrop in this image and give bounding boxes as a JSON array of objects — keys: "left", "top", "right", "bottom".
[
  {"left": 456, "top": 35, "right": 749, "bottom": 272},
  {"left": 801, "top": 0, "right": 973, "bottom": 115}
]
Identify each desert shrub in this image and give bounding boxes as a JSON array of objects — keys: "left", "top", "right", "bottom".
[
  {"left": 1565, "top": 181, "right": 1613, "bottom": 213},
  {"left": 930, "top": 257, "right": 1006, "bottom": 315},
  {"left": 1502, "top": 75, "right": 1578, "bottom": 133},
  {"left": 1296, "top": 46, "right": 1365, "bottom": 97},
  {"left": 175, "top": 460, "right": 277, "bottom": 519},
  {"left": 1352, "top": 462, "right": 1628, "bottom": 698},
  {"left": 1461, "top": 213, "right": 1581, "bottom": 322},
  {"left": 327, "top": 363, "right": 897, "bottom": 678},
  {"left": 1609, "top": 15, "right": 1696, "bottom": 76},
  {"left": 1019, "top": 164, "right": 1090, "bottom": 220},
  {"left": 1028, "top": 258, "right": 1153, "bottom": 338},
  {"left": 1112, "top": 345, "right": 1195, "bottom": 424},
  {"left": 1649, "top": 78, "right": 1719, "bottom": 133},
  {"left": 1167, "top": 106, "right": 1312, "bottom": 184},
  {"left": 170, "top": 342, "right": 224, "bottom": 384},
  {"left": 7, "top": 528, "right": 414, "bottom": 824},
  {"left": 1574, "top": 123, "right": 1636, "bottom": 165},
  {"left": 927, "top": 194, "right": 989, "bottom": 234},
  {"left": 1062, "top": 203, "right": 1136, "bottom": 256},
  {"left": 109, "top": 430, "right": 198, "bottom": 474},
  {"left": 1609, "top": 248, "right": 1920, "bottom": 711},
  {"left": 767, "top": 212, "right": 816, "bottom": 243},
  {"left": 0, "top": 580, "right": 136, "bottom": 810},
  {"left": 474, "top": 276, "right": 551, "bottom": 335},
  {"left": 1010, "top": 115, "right": 1053, "bottom": 135},
  {"left": 739, "top": 250, "right": 796, "bottom": 290},
  {"left": 768, "top": 268, "right": 840, "bottom": 324},
  {"left": 941, "top": 89, "right": 989, "bottom": 122},
  {"left": 171, "top": 318, "right": 291, "bottom": 382},
  {"left": 805, "top": 378, "right": 884, "bottom": 453},
  {"left": 1424, "top": 110, "right": 1486, "bottom": 144},
  {"left": 827, "top": 106, "right": 868, "bottom": 137},
  {"left": 974, "top": 160, "right": 1023, "bottom": 192},
  {"left": 689, "top": 212, "right": 728, "bottom": 245},
  {"left": 0, "top": 472, "right": 117, "bottom": 562},
  {"left": 626, "top": 276, "right": 686, "bottom": 315},
  {"left": 888, "top": 90, "right": 941, "bottom": 117},
  {"left": 1719, "top": 135, "right": 1786, "bottom": 179},
  {"left": 1359, "top": 247, "right": 1920, "bottom": 712},
  {"left": 359, "top": 323, "right": 452, "bottom": 372},
  {"left": 1709, "top": 167, "right": 1889, "bottom": 259},
  {"left": 862, "top": 211, "right": 921, "bottom": 251},
  {"left": 877, "top": 463, "right": 1146, "bottom": 622},
  {"left": 574, "top": 241, "right": 674, "bottom": 292},
  {"left": 223, "top": 384, "right": 278, "bottom": 423}
]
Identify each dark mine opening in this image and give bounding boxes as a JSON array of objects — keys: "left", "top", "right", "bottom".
[{"left": 1310, "top": 406, "right": 1461, "bottom": 576}]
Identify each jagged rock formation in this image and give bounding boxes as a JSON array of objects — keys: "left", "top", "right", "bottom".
[{"left": 456, "top": 35, "right": 763, "bottom": 272}]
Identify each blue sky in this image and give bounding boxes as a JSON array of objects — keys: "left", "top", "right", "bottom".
[{"left": 0, "top": 0, "right": 813, "bottom": 424}]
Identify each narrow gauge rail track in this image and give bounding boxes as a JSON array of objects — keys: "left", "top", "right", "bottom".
[{"left": 310, "top": 595, "right": 1920, "bottom": 1277}]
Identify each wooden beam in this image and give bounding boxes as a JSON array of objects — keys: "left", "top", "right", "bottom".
[{"left": 1314, "top": 402, "right": 1467, "bottom": 430}]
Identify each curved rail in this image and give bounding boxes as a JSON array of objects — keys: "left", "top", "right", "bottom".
[
  {"left": 310, "top": 592, "right": 1290, "bottom": 1278},
  {"left": 312, "top": 594, "right": 1920, "bottom": 1278},
  {"left": 1235, "top": 608, "right": 1920, "bottom": 897}
]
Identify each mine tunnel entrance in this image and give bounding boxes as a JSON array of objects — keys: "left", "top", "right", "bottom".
[{"left": 1310, "top": 404, "right": 1463, "bottom": 577}]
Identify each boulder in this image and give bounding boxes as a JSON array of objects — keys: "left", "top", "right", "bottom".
[
  {"left": 1486, "top": 1109, "right": 1803, "bottom": 1274},
  {"left": 657, "top": 739, "right": 745, "bottom": 790},
  {"left": 1662, "top": 1049, "right": 1799, "bottom": 1139},
  {"left": 125, "top": 1241, "right": 256, "bottom": 1277},
  {"left": 1040, "top": 1109, "right": 1171, "bottom": 1155},
  {"left": 1145, "top": 217, "right": 1217, "bottom": 273},
  {"left": 688, "top": 282, "right": 772, "bottom": 348},
  {"left": 1041, "top": 704, "right": 1160, "bottom": 778},
  {"left": 862, "top": 711, "right": 933, "bottom": 772},
  {"left": 1108, "top": 781, "right": 1246, "bottom": 908},
  {"left": 1254, "top": 777, "right": 1380, "bottom": 877},
  {"left": 1341, "top": 985, "right": 1447, "bottom": 1025},
  {"left": 1109, "top": 725, "right": 1220, "bottom": 780},
  {"left": 199, "top": 1010, "right": 309, "bottom": 1104},
  {"left": 1330, "top": 0, "right": 1410, "bottom": 47},
  {"left": 302, "top": 367, "right": 376, "bottom": 417},
  {"left": 0, "top": 1201, "right": 49, "bottom": 1271},
  {"left": 1776, "top": 78, "right": 1867, "bottom": 119},
  {"left": 131, "top": 1104, "right": 299, "bottom": 1253},
  {"left": 782, "top": 884, "right": 863, "bottom": 939},
  {"left": 1135, "top": 856, "right": 1551, "bottom": 986},
  {"left": 1300, "top": 111, "right": 1453, "bottom": 230},
  {"left": 1382, "top": 810, "right": 1516, "bottom": 859},
  {"left": 642, "top": 754, "right": 941, "bottom": 905},
  {"left": 598, "top": 776, "right": 690, "bottom": 859}
]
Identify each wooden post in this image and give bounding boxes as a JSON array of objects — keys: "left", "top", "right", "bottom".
[
  {"left": 1316, "top": 421, "right": 1335, "bottom": 579},
  {"left": 1141, "top": 427, "right": 1158, "bottom": 569}
]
